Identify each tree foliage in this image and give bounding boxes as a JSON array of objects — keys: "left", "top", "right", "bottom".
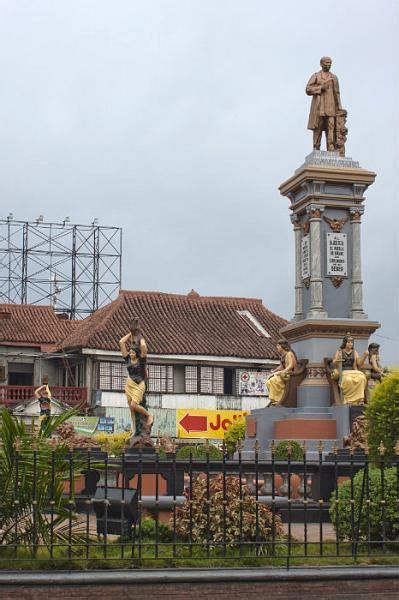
[
  {"left": 365, "top": 370, "right": 399, "bottom": 464},
  {"left": 0, "top": 409, "right": 84, "bottom": 553},
  {"left": 223, "top": 418, "right": 246, "bottom": 456}
]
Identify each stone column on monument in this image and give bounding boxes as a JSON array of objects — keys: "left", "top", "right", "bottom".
[
  {"left": 306, "top": 204, "right": 327, "bottom": 318},
  {"left": 291, "top": 213, "right": 304, "bottom": 320},
  {"left": 350, "top": 207, "right": 367, "bottom": 319}
]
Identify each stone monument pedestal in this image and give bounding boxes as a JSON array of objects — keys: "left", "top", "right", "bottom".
[{"left": 243, "top": 151, "right": 379, "bottom": 457}]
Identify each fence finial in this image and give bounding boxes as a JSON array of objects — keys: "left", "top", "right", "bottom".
[
  {"left": 221, "top": 439, "right": 227, "bottom": 455},
  {"left": 378, "top": 440, "right": 386, "bottom": 456},
  {"left": 349, "top": 440, "right": 355, "bottom": 456},
  {"left": 155, "top": 432, "right": 161, "bottom": 454}
]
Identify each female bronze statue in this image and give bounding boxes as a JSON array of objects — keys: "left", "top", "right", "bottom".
[
  {"left": 119, "top": 317, "right": 153, "bottom": 433},
  {"left": 266, "top": 339, "right": 297, "bottom": 405},
  {"left": 333, "top": 333, "right": 367, "bottom": 404},
  {"left": 34, "top": 380, "right": 52, "bottom": 425}
]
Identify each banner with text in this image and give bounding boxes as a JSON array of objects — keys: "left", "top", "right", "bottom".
[{"left": 177, "top": 409, "right": 250, "bottom": 439}]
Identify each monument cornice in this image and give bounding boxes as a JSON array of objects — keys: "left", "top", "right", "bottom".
[
  {"left": 289, "top": 195, "right": 365, "bottom": 214},
  {"left": 280, "top": 318, "right": 380, "bottom": 343},
  {"left": 279, "top": 166, "right": 377, "bottom": 198}
]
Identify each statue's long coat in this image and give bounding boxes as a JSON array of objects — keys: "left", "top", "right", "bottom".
[{"left": 306, "top": 71, "right": 341, "bottom": 130}]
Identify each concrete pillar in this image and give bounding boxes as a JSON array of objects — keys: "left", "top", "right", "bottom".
[
  {"left": 306, "top": 204, "right": 327, "bottom": 319},
  {"left": 350, "top": 208, "right": 367, "bottom": 319},
  {"left": 291, "top": 213, "right": 303, "bottom": 320}
]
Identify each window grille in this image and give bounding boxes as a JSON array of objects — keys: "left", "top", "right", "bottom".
[
  {"left": 198, "top": 366, "right": 225, "bottom": 395},
  {"left": 200, "top": 366, "right": 213, "bottom": 394},
  {"left": 147, "top": 365, "right": 174, "bottom": 393},
  {"left": 212, "top": 367, "right": 224, "bottom": 394},
  {"left": 185, "top": 366, "right": 198, "bottom": 393},
  {"left": 98, "top": 361, "right": 125, "bottom": 391}
]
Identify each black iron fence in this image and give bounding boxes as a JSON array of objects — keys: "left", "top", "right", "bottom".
[{"left": 0, "top": 443, "right": 398, "bottom": 569}]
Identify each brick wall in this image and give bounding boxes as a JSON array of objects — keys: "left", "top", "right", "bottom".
[{"left": 0, "top": 574, "right": 397, "bottom": 599}]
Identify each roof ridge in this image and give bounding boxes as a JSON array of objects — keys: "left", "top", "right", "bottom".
[
  {"left": 0, "top": 303, "right": 54, "bottom": 310},
  {"left": 119, "top": 290, "right": 263, "bottom": 304}
]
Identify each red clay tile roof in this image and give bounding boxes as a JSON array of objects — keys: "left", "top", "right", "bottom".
[
  {"left": 61, "top": 290, "right": 288, "bottom": 360},
  {"left": 0, "top": 304, "right": 78, "bottom": 349}
]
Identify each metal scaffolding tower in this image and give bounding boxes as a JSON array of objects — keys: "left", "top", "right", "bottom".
[{"left": 0, "top": 216, "right": 122, "bottom": 319}]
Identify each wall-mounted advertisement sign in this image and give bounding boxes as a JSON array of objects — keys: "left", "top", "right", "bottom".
[
  {"left": 238, "top": 370, "right": 269, "bottom": 396},
  {"left": 177, "top": 409, "right": 250, "bottom": 439}
]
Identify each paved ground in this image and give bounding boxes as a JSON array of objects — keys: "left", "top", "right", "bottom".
[
  {"left": 283, "top": 522, "right": 335, "bottom": 542},
  {"left": 77, "top": 513, "right": 336, "bottom": 543}
]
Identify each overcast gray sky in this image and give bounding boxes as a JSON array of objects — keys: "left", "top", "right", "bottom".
[{"left": 0, "top": 0, "right": 398, "bottom": 362}]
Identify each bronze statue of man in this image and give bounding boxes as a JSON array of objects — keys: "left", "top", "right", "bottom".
[{"left": 306, "top": 56, "right": 343, "bottom": 152}]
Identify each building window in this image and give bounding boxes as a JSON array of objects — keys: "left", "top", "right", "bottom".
[
  {"left": 224, "top": 367, "right": 234, "bottom": 395},
  {"left": 185, "top": 366, "right": 198, "bottom": 393},
  {"left": 7, "top": 363, "right": 34, "bottom": 386},
  {"left": 185, "top": 366, "right": 228, "bottom": 395},
  {"left": 98, "top": 362, "right": 174, "bottom": 393},
  {"left": 199, "top": 367, "right": 213, "bottom": 394},
  {"left": 147, "top": 365, "right": 174, "bottom": 393},
  {"left": 209, "top": 367, "right": 224, "bottom": 394},
  {"left": 98, "top": 361, "right": 126, "bottom": 391}
]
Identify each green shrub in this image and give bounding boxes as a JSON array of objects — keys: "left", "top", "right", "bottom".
[
  {"left": 365, "top": 370, "right": 399, "bottom": 465},
  {"left": 224, "top": 419, "right": 246, "bottom": 456},
  {"left": 94, "top": 432, "right": 130, "bottom": 456},
  {"left": 274, "top": 440, "right": 303, "bottom": 461},
  {"left": 329, "top": 466, "right": 398, "bottom": 541},
  {"left": 140, "top": 516, "right": 173, "bottom": 542},
  {"left": 176, "top": 444, "right": 223, "bottom": 460},
  {"left": 175, "top": 474, "right": 283, "bottom": 549}
]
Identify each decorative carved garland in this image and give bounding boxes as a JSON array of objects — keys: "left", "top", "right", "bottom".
[
  {"left": 323, "top": 215, "right": 348, "bottom": 232},
  {"left": 331, "top": 276, "right": 344, "bottom": 288},
  {"left": 303, "top": 277, "right": 311, "bottom": 289}
]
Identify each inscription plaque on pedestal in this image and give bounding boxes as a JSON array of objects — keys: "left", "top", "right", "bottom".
[
  {"left": 301, "top": 235, "right": 310, "bottom": 279},
  {"left": 326, "top": 232, "right": 347, "bottom": 276}
]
